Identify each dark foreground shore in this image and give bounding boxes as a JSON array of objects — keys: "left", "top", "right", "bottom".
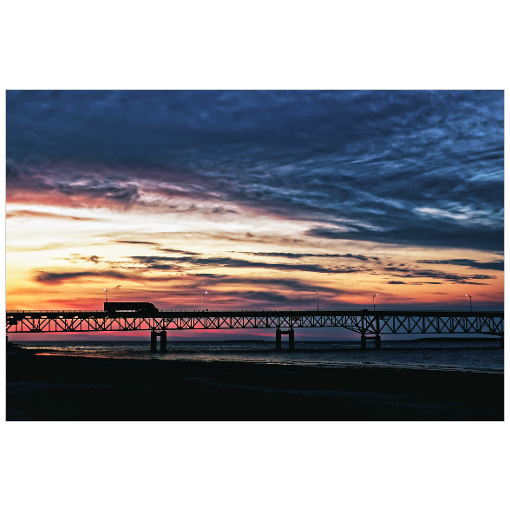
[{"left": 6, "top": 353, "right": 504, "bottom": 420}]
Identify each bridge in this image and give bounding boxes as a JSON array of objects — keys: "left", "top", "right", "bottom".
[{"left": 6, "top": 308, "right": 504, "bottom": 351}]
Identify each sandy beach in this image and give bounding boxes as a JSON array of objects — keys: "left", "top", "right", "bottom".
[{"left": 6, "top": 352, "right": 504, "bottom": 421}]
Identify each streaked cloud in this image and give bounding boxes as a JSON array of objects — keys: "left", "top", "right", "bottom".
[
  {"left": 128, "top": 255, "right": 360, "bottom": 275},
  {"left": 6, "top": 91, "right": 504, "bottom": 311},
  {"left": 115, "top": 240, "right": 160, "bottom": 245},
  {"left": 34, "top": 270, "right": 135, "bottom": 284},
  {"left": 384, "top": 266, "right": 496, "bottom": 284},
  {"left": 6, "top": 209, "right": 101, "bottom": 221},
  {"left": 7, "top": 91, "right": 503, "bottom": 252},
  {"left": 232, "top": 251, "right": 380, "bottom": 261},
  {"left": 417, "top": 258, "right": 504, "bottom": 271}
]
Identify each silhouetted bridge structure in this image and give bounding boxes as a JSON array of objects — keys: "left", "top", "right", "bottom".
[{"left": 6, "top": 309, "right": 504, "bottom": 351}]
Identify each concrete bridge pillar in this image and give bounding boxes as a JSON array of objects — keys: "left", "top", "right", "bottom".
[
  {"left": 361, "top": 334, "right": 366, "bottom": 349},
  {"left": 375, "top": 316, "right": 381, "bottom": 349},
  {"left": 150, "top": 331, "right": 167, "bottom": 352},
  {"left": 275, "top": 329, "right": 295, "bottom": 350}
]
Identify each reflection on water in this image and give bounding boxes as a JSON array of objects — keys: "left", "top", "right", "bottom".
[{"left": 19, "top": 339, "right": 504, "bottom": 374}]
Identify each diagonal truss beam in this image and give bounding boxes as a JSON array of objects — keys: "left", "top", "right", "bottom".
[{"left": 6, "top": 309, "right": 504, "bottom": 336}]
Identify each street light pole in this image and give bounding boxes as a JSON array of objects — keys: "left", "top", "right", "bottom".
[
  {"left": 312, "top": 291, "right": 319, "bottom": 311},
  {"left": 466, "top": 294, "right": 472, "bottom": 312},
  {"left": 104, "top": 288, "right": 108, "bottom": 303},
  {"left": 203, "top": 291, "right": 207, "bottom": 311},
  {"left": 373, "top": 293, "right": 378, "bottom": 310}
]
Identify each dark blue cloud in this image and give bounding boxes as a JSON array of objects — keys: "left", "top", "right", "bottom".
[
  {"left": 232, "top": 251, "right": 379, "bottom": 261},
  {"left": 35, "top": 270, "right": 135, "bottom": 284},
  {"left": 7, "top": 90, "right": 503, "bottom": 252},
  {"left": 383, "top": 266, "right": 496, "bottom": 284},
  {"left": 129, "top": 255, "right": 360, "bottom": 275},
  {"left": 7, "top": 91, "right": 503, "bottom": 172},
  {"left": 307, "top": 223, "right": 503, "bottom": 252},
  {"left": 416, "top": 258, "right": 504, "bottom": 271}
]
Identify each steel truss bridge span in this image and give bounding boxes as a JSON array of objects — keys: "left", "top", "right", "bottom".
[{"left": 6, "top": 309, "right": 504, "bottom": 338}]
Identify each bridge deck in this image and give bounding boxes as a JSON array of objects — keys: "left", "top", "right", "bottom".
[{"left": 6, "top": 309, "right": 504, "bottom": 336}]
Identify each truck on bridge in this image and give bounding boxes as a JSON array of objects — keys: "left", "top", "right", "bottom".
[{"left": 104, "top": 302, "right": 158, "bottom": 312}]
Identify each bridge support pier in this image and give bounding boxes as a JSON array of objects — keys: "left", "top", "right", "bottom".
[
  {"left": 276, "top": 329, "right": 282, "bottom": 350},
  {"left": 276, "top": 329, "right": 294, "bottom": 350},
  {"left": 151, "top": 331, "right": 167, "bottom": 352},
  {"left": 160, "top": 330, "right": 167, "bottom": 352},
  {"left": 375, "top": 316, "right": 381, "bottom": 349},
  {"left": 500, "top": 335, "right": 504, "bottom": 349},
  {"left": 361, "top": 333, "right": 381, "bottom": 349}
]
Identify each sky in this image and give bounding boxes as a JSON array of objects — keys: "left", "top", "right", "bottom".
[{"left": 5, "top": 90, "right": 504, "bottom": 317}]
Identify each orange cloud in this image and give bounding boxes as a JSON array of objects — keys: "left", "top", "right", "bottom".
[{"left": 6, "top": 209, "right": 101, "bottom": 221}]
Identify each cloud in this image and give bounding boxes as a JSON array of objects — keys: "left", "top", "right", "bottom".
[
  {"left": 7, "top": 91, "right": 503, "bottom": 171},
  {"left": 417, "top": 258, "right": 504, "bottom": 271},
  {"left": 384, "top": 266, "right": 497, "bottom": 284},
  {"left": 7, "top": 242, "right": 79, "bottom": 252},
  {"left": 115, "top": 241, "right": 200, "bottom": 255},
  {"left": 6, "top": 162, "right": 140, "bottom": 209},
  {"left": 36, "top": 252, "right": 362, "bottom": 281},
  {"left": 6, "top": 91, "right": 503, "bottom": 252},
  {"left": 129, "top": 255, "right": 360, "bottom": 275},
  {"left": 234, "top": 251, "right": 379, "bottom": 261},
  {"left": 192, "top": 274, "right": 228, "bottom": 279},
  {"left": 156, "top": 247, "right": 201, "bottom": 255},
  {"left": 185, "top": 275, "right": 342, "bottom": 294},
  {"left": 306, "top": 223, "right": 503, "bottom": 252},
  {"left": 55, "top": 254, "right": 103, "bottom": 264},
  {"left": 32, "top": 267, "right": 179, "bottom": 285},
  {"left": 116, "top": 240, "right": 160, "bottom": 245},
  {"left": 34, "top": 270, "right": 134, "bottom": 285},
  {"left": 56, "top": 178, "right": 139, "bottom": 205},
  {"left": 224, "top": 291, "right": 291, "bottom": 304},
  {"left": 6, "top": 209, "right": 101, "bottom": 221}
]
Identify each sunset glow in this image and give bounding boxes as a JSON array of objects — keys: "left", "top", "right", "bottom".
[{"left": 6, "top": 91, "right": 504, "bottom": 314}]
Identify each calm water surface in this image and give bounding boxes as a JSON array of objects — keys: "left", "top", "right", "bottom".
[{"left": 17, "top": 338, "right": 504, "bottom": 374}]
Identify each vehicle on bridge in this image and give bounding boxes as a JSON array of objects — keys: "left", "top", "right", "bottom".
[{"left": 104, "top": 302, "right": 158, "bottom": 312}]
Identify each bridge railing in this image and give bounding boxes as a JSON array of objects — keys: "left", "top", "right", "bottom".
[{"left": 6, "top": 308, "right": 504, "bottom": 314}]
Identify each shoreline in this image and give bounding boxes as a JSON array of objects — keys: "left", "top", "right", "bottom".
[{"left": 6, "top": 353, "right": 504, "bottom": 421}]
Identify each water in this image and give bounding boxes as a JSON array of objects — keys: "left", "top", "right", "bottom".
[{"left": 15, "top": 338, "right": 504, "bottom": 374}]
